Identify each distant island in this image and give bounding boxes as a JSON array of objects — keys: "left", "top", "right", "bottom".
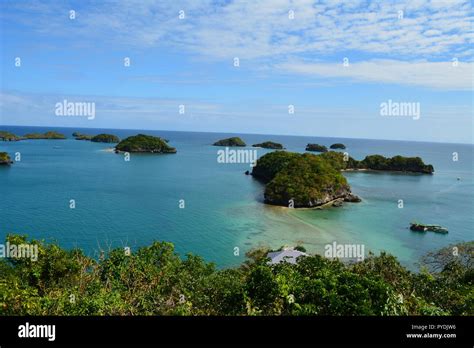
[
  {"left": 213, "top": 137, "right": 246, "bottom": 147},
  {"left": 115, "top": 134, "right": 176, "bottom": 153},
  {"left": 330, "top": 143, "right": 346, "bottom": 149},
  {"left": 0, "top": 152, "right": 12, "bottom": 165},
  {"left": 305, "top": 143, "right": 328, "bottom": 152},
  {"left": 23, "top": 131, "right": 66, "bottom": 139},
  {"left": 252, "top": 151, "right": 360, "bottom": 208},
  {"left": 0, "top": 131, "right": 22, "bottom": 141},
  {"left": 91, "top": 134, "right": 120, "bottom": 143},
  {"left": 318, "top": 151, "right": 434, "bottom": 174},
  {"left": 1, "top": 130, "right": 66, "bottom": 140},
  {"left": 73, "top": 132, "right": 120, "bottom": 143},
  {"left": 252, "top": 141, "right": 284, "bottom": 149}
]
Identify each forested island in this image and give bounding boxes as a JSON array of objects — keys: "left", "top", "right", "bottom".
[
  {"left": 252, "top": 141, "right": 284, "bottom": 149},
  {"left": 330, "top": 143, "right": 346, "bottom": 149},
  {"left": 305, "top": 144, "right": 328, "bottom": 152},
  {"left": 251, "top": 151, "right": 434, "bottom": 208},
  {"left": 0, "top": 152, "right": 12, "bottom": 165},
  {"left": 115, "top": 134, "right": 176, "bottom": 153},
  {"left": 213, "top": 137, "right": 246, "bottom": 147},
  {"left": 0, "top": 234, "right": 471, "bottom": 316},
  {"left": 73, "top": 132, "right": 120, "bottom": 143},
  {"left": 0, "top": 130, "right": 66, "bottom": 140}
]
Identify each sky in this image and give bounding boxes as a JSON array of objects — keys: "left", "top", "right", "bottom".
[{"left": 0, "top": 0, "right": 473, "bottom": 143}]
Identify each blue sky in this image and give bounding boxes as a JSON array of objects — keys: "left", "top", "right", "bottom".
[{"left": 0, "top": 0, "right": 472, "bottom": 143}]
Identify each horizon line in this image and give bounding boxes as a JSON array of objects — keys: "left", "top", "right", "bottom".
[{"left": 1, "top": 123, "right": 473, "bottom": 146}]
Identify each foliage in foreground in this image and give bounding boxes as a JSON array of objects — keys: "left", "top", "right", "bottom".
[{"left": 0, "top": 235, "right": 472, "bottom": 316}]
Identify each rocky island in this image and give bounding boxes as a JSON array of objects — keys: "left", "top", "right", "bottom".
[
  {"left": 23, "top": 131, "right": 66, "bottom": 139},
  {"left": 305, "top": 143, "right": 328, "bottom": 152},
  {"left": 213, "top": 137, "right": 246, "bottom": 147},
  {"left": 0, "top": 131, "right": 23, "bottom": 141},
  {"left": 252, "top": 141, "right": 284, "bottom": 149},
  {"left": 330, "top": 143, "right": 346, "bottom": 149},
  {"left": 115, "top": 134, "right": 176, "bottom": 153},
  {"left": 0, "top": 152, "right": 13, "bottom": 165},
  {"left": 73, "top": 132, "right": 93, "bottom": 140},
  {"left": 251, "top": 151, "right": 360, "bottom": 208},
  {"left": 91, "top": 134, "right": 120, "bottom": 143}
]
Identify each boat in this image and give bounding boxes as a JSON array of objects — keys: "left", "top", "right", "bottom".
[{"left": 409, "top": 222, "right": 448, "bottom": 234}]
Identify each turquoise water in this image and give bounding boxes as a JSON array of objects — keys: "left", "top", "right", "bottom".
[{"left": 1, "top": 126, "right": 473, "bottom": 269}]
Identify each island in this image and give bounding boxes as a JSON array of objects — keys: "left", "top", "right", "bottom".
[
  {"left": 0, "top": 131, "right": 22, "bottom": 141},
  {"left": 213, "top": 137, "right": 246, "bottom": 147},
  {"left": 0, "top": 152, "right": 13, "bottom": 165},
  {"left": 305, "top": 143, "right": 328, "bottom": 152},
  {"left": 23, "top": 131, "right": 66, "bottom": 139},
  {"left": 252, "top": 141, "right": 284, "bottom": 149},
  {"left": 91, "top": 134, "right": 120, "bottom": 143},
  {"left": 115, "top": 134, "right": 176, "bottom": 153},
  {"left": 330, "top": 143, "right": 346, "bottom": 149},
  {"left": 251, "top": 151, "right": 360, "bottom": 208},
  {"left": 73, "top": 132, "right": 93, "bottom": 140}
]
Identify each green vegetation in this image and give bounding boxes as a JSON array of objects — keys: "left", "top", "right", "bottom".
[
  {"left": 252, "top": 141, "right": 284, "bottom": 149},
  {"left": 213, "top": 137, "right": 246, "bottom": 147},
  {"left": 115, "top": 134, "right": 176, "bottom": 153},
  {"left": 330, "top": 143, "right": 346, "bottom": 149},
  {"left": 0, "top": 131, "right": 22, "bottom": 141},
  {"left": 73, "top": 132, "right": 93, "bottom": 140},
  {"left": 264, "top": 153, "right": 350, "bottom": 207},
  {"left": 0, "top": 234, "right": 471, "bottom": 316},
  {"left": 0, "top": 152, "right": 12, "bottom": 165},
  {"left": 252, "top": 151, "right": 356, "bottom": 207},
  {"left": 305, "top": 143, "right": 328, "bottom": 152},
  {"left": 24, "top": 131, "right": 66, "bottom": 140},
  {"left": 91, "top": 134, "right": 120, "bottom": 143}
]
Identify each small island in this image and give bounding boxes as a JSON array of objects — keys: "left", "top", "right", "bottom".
[
  {"left": 73, "top": 132, "right": 93, "bottom": 140},
  {"left": 305, "top": 143, "right": 328, "bottom": 152},
  {"left": 252, "top": 141, "right": 284, "bottom": 149},
  {"left": 213, "top": 137, "right": 246, "bottom": 147},
  {"left": 0, "top": 152, "right": 13, "bottom": 165},
  {"left": 252, "top": 151, "right": 360, "bottom": 208},
  {"left": 23, "top": 131, "right": 66, "bottom": 139},
  {"left": 115, "top": 134, "right": 176, "bottom": 153},
  {"left": 91, "top": 134, "right": 120, "bottom": 143},
  {"left": 330, "top": 143, "right": 346, "bottom": 149},
  {"left": 0, "top": 131, "right": 22, "bottom": 141}
]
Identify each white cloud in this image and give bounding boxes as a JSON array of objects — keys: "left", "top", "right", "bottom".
[{"left": 277, "top": 59, "right": 473, "bottom": 90}]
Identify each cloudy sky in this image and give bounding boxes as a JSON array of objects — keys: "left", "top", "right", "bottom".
[{"left": 0, "top": 0, "right": 472, "bottom": 143}]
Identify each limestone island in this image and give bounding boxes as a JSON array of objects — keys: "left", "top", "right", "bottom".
[
  {"left": 251, "top": 151, "right": 360, "bottom": 208},
  {"left": 252, "top": 141, "right": 284, "bottom": 149},
  {"left": 330, "top": 143, "right": 346, "bottom": 149},
  {"left": 23, "top": 131, "right": 66, "bottom": 140},
  {"left": 305, "top": 143, "right": 328, "bottom": 152},
  {"left": 91, "top": 134, "right": 120, "bottom": 143},
  {"left": 0, "top": 152, "right": 13, "bottom": 165},
  {"left": 73, "top": 132, "right": 93, "bottom": 140},
  {"left": 0, "top": 131, "right": 23, "bottom": 141},
  {"left": 213, "top": 137, "right": 246, "bottom": 147},
  {"left": 115, "top": 134, "right": 176, "bottom": 153}
]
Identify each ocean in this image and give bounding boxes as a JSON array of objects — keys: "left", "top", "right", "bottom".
[{"left": 1, "top": 126, "right": 473, "bottom": 269}]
